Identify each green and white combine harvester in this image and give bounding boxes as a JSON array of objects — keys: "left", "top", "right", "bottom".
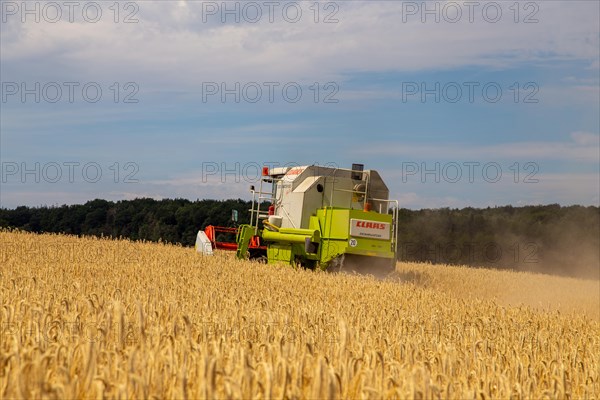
[{"left": 197, "top": 164, "right": 398, "bottom": 273}]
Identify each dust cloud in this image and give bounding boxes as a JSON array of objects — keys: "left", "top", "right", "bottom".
[{"left": 390, "top": 261, "right": 600, "bottom": 321}]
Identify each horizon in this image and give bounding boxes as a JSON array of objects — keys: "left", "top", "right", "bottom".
[{"left": 1, "top": 195, "right": 597, "bottom": 212}]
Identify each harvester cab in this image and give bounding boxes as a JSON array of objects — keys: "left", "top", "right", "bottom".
[{"left": 235, "top": 164, "right": 399, "bottom": 273}]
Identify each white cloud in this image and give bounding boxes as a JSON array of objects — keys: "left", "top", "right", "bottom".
[
  {"left": 1, "top": 1, "right": 598, "bottom": 85},
  {"left": 3, "top": 167, "right": 598, "bottom": 209},
  {"left": 389, "top": 172, "right": 599, "bottom": 209},
  {"left": 359, "top": 133, "right": 600, "bottom": 163},
  {"left": 2, "top": 1, "right": 598, "bottom": 209},
  {"left": 571, "top": 131, "right": 600, "bottom": 146}
]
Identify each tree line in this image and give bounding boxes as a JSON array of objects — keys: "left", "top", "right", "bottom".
[{"left": 1, "top": 199, "right": 598, "bottom": 279}]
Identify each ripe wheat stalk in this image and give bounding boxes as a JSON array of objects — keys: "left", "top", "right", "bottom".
[{"left": 1, "top": 229, "right": 598, "bottom": 399}]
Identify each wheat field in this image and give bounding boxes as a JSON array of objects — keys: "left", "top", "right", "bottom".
[{"left": 1, "top": 229, "right": 599, "bottom": 399}]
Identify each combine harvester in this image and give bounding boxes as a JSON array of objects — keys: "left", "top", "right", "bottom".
[{"left": 196, "top": 164, "right": 398, "bottom": 273}]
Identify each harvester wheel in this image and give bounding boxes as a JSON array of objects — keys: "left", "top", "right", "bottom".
[
  {"left": 330, "top": 254, "right": 395, "bottom": 278},
  {"left": 255, "top": 256, "right": 268, "bottom": 264},
  {"left": 328, "top": 255, "right": 345, "bottom": 273}
]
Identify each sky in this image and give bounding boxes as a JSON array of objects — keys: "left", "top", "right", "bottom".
[{"left": 1, "top": 0, "right": 599, "bottom": 209}]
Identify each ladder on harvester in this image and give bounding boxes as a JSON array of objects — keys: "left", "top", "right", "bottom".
[{"left": 248, "top": 173, "right": 281, "bottom": 234}]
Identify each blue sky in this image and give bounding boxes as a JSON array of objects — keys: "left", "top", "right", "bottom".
[{"left": 1, "top": 0, "right": 599, "bottom": 209}]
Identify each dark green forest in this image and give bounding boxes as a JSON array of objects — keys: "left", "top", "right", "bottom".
[{"left": 1, "top": 199, "right": 598, "bottom": 279}]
